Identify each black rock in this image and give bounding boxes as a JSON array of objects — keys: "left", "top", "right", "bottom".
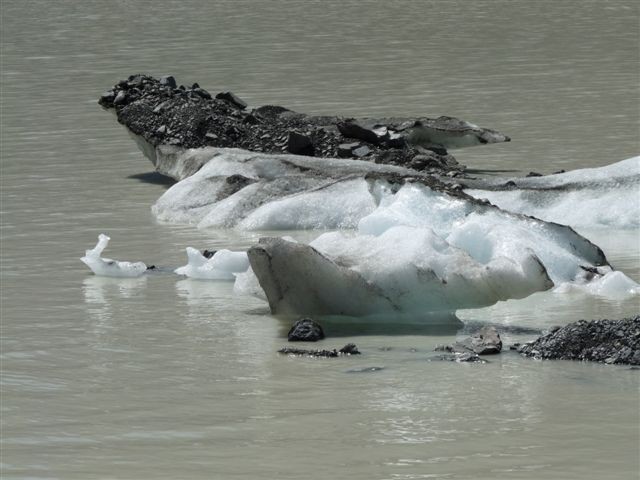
[
  {"left": 409, "top": 153, "right": 443, "bottom": 170},
  {"left": 193, "top": 88, "right": 212, "bottom": 100},
  {"left": 202, "top": 249, "right": 217, "bottom": 259},
  {"left": 216, "top": 91, "right": 247, "bottom": 110},
  {"left": 337, "top": 142, "right": 361, "bottom": 158},
  {"left": 337, "top": 120, "right": 381, "bottom": 145},
  {"left": 425, "top": 144, "right": 449, "bottom": 156},
  {"left": 100, "top": 90, "right": 115, "bottom": 104},
  {"left": 254, "top": 105, "right": 290, "bottom": 119},
  {"left": 159, "top": 75, "right": 176, "bottom": 88},
  {"left": 287, "top": 132, "right": 315, "bottom": 156},
  {"left": 518, "top": 316, "right": 640, "bottom": 365},
  {"left": 242, "top": 113, "right": 260, "bottom": 125},
  {"left": 339, "top": 343, "right": 360, "bottom": 355},
  {"left": 113, "top": 90, "right": 127, "bottom": 105},
  {"left": 287, "top": 318, "right": 325, "bottom": 342}
]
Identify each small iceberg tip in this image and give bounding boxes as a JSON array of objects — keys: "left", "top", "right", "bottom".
[{"left": 80, "top": 234, "right": 147, "bottom": 278}]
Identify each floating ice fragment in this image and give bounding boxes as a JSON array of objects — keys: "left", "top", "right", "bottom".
[
  {"left": 553, "top": 266, "right": 640, "bottom": 297},
  {"left": 175, "top": 247, "right": 249, "bottom": 280},
  {"left": 80, "top": 234, "right": 147, "bottom": 278}
]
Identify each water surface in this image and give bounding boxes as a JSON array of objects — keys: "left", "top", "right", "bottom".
[{"left": 1, "top": 1, "right": 638, "bottom": 479}]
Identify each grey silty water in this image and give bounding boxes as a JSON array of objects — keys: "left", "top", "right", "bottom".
[{"left": 1, "top": 1, "right": 639, "bottom": 479}]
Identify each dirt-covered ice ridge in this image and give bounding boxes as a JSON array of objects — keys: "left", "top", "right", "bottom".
[{"left": 465, "top": 156, "right": 640, "bottom": 230}]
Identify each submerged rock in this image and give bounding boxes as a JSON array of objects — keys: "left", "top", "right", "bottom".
[
  {"left": 278, "top": 343, "right": 361, "bottom": 357},
  {"left": 518, "top": 316, "right": 640, "bottom": 365},
  {"left": 427, "top": 351, "right": 487, "bottom": 363},
  {"left": 458, "top": 326, "right": 503, "bottom": 354},
  {"left": 436, "top": 326, "right": 503, "bottom": 356},
  {"left": 287, "top": 318, "right": 325, "bottom": 342}
]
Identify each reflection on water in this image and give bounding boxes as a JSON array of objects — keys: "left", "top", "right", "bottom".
[{"left": 83, "top": 275, "right": 148, "bottom": 304}]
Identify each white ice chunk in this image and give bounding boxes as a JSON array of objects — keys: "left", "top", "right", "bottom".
[
  {"left": 175, "top": 247, "right": 249, "bottom": 280},
  {"left": 553, "top": 266, "right": 640, "bottom": 297},
  {"left": 245, "top": 178, "right": 619, "bottom": 316},
  {"left": 358, "top": 182, "right": 604, "bottom": 284},
  {"left": 80, "top": 234, "right": 147, "bottom": 278},
  {"left": 302, "top": 226, "right": 553, "bottom": 314},
  {"left": 236, "top": 179, "right": 375, "bottom": 230},
  {"left": 466, "top": 156, "right": 640, "bottom": 230}
]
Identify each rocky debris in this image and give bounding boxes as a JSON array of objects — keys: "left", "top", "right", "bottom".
[
  {"left": 286, "top": 132, "right": 314, "bottom": 156},
  {"left": 159, "top": 75, "right": 177, "bottom": 89},
  {"left": 278, "top": 343, "right": 360, "bottom": 358},
  {"left": 287, "top": 318, "right": 325, "bottom": 342},
  {"left": 215, "top": 91, "right": 247, "bottom": 110},
  {"left": 457, "top": 326, "right": 503, "bottom": 354},
  {"left": 432, "top": 326, "right": 502, "bottom": 363},
  {"left": 518, "top": 316, "right": 640, "bottom": 365},
  {"left": 337, "top": 120, "right": 384, "bottom": 145},
  {"left": 98, "top": 75, "right": 510, "bottom": 173}
]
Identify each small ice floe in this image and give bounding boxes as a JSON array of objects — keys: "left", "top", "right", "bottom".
[
  {"left": 80, "top": 234, "right": 147, "bottom": 278},
  {"left": 553, "top": 266, "right": 640, "bottom": 297},
  {"left": 175, "top": 247, "right": 249, "bottom": 280}
]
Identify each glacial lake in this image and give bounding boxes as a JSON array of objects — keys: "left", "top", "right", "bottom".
[{"left": 1, "top": 1, "right": 638, "bottom": 479}]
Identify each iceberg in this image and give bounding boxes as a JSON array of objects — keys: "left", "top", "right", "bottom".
[
  {"left": 465, "top": 156, "right": 640, "bottom": 230},
  {"left": 152, "top": 148, "right": 415, "bottom": 229},
  {"left": 175, "top": 247, "right": 249, "bottom": 280},
  {"left": 552, "top": 266, "right": 639, "bottom": 297},
  {"left": 80, "top": 234, "right": 147, "bottom": 278},
  {"left": 246, "top": 177, "right": 613, "bottom": 317}
]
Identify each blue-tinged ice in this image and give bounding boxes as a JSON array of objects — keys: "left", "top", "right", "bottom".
[{"left": 175, "top": 247, "right": 249, "bottom": 280}]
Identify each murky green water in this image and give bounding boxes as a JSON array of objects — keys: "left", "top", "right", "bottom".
[{"left": 1, "top": 1, "right": 638, "bottom": 478}]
